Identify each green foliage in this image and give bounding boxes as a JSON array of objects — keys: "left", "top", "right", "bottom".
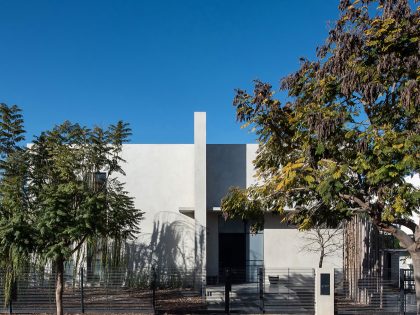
[
  {"left": 0, "top": 106, "right": 143, "bottom": 306},
  {"left": 25, "top": 120, "right": 142, "bottom": 260},
  {"left": 222, "top": 0, "right": 419, "bottom": 237},
  {"left": 0, "top": 104, "right": 25, "bottom": 160},
  {"left": 0, "top": 103, "right": 28, "bottom": 305},
  {"left": 222, "top": 187, "right": 265, "bottom": 232}
]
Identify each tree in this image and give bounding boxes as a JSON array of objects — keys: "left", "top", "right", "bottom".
[
  {"left": 0, "top": 103, "right": 27, "bottom": 305},
  {"left": 0, "top": 112, "right": 143, "bottom": 315},
  {"left": 221, "top": 0, "right": 419, "bottom": 310},
  {"left": 299, "top": 226, "right": 343, "bottom": 268},
  {"left": 0, "top": 104, "right": 25, "bottom": 157}
]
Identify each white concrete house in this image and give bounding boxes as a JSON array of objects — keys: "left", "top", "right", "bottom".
[{"left": 121, "top": 112, "right": 342, "bottom": 283}]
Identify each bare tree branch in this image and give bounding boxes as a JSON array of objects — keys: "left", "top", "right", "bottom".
[{"left": 300, "top": 226, "right": 343, "bottom": 268}]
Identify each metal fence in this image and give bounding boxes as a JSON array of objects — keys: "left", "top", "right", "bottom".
[
  {"left": 0, "top": 267, "right": 206, "bottom": 314},
  {"left": 151, "top": 267, "right": 204, "bottom": 313},
  {"left": 334, "top": 268, "right": 416, "bottom": 314},
  {"left": 5, "top": 266, "right": 415, "bottom": 314},
  {"left": 401, "top": 269, "right": 416, "bottom": 314}
]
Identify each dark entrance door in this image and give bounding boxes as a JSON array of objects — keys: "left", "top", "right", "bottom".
[{"left": 219, "top": 233, "right": 246, "bottom": 283}]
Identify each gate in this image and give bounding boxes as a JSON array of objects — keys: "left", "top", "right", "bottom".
[
  {"left": 229, "top": 268, "right": 262, "bottom": 313},
  {"left": 263, "top": 268, "right": 315, "bottom": 314},
  {"left": 206, "top": 267, "right": 315, "bottom": 314},
  {"left": 206, "top": 268, "right": 262, "bottom": 313}
]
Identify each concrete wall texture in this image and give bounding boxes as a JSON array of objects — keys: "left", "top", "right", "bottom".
[{"left": 118, "top": 113, "right": 342, "bottom": 274}]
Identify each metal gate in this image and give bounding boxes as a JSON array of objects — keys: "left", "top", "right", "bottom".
[
  {"left": 206, "top": 268, "right": 263, "bottom": 313},
  {"left": 230, "top": 268, "right": 262, "bottom": 313},
  {"left": 262, "top": 268, "right": 315, "bottom": 314},
  {"left": 206, "top": 267, "right": 315, "bottom": 314}
]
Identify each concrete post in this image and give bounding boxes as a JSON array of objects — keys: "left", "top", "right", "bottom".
[
  {"left": 194, "top": 112, "right": 206, "bottom": 292},
  {"left": 315, "top": 268, "right": 334, "bottom": 315}
]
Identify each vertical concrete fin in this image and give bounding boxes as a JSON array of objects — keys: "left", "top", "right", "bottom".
[{"left": 194, "top": 112, "right": 207, "bottom": 286}]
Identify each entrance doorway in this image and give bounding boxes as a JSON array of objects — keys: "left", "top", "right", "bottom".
[{"left": 219, "top": 233, "right": 246, "bottom": 282}]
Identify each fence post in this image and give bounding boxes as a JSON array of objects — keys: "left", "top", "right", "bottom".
[
  {"left": 225, "top": 268, "right": 231, "bottom": 314},
  {"left": 259, "top": 267, "right": 264, "bottom": 313},
  {"left": 80, "top": 267, "right": 85, "bottom": 313},
  {"left": 201, "top": 276, "right": 206, "bottom": 300},
  {"left": 399, "top": 269, "right": 405, "bottom": 315},
  {"left": 152, "top": 266, "right": 157, "bottom": 314},
  {"left": 9, "top": 279, "right": 17, "bottom": 315}
]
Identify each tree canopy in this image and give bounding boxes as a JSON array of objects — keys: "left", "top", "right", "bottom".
[
  {"left": 222, "top": 0, "right": 419, "bottom": 250},
  {"left": 0, "top": 103, "right": 26, "bottom": 304},
  {"left": 0, "top": 105, "right": 143, "bottom": 314}
]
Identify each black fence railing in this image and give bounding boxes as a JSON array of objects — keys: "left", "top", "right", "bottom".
[
  {"left": 0, "top": 267, "right": 205, "bottom": 314},
  {"left": 10, "top": 266, "right": 416, "bottom": 314},
  {"left": 401, "top": 268, "right": 415, "bottom": 293},
  {"left": 334, "top": 268, "right": 416, "bottom": 314}
]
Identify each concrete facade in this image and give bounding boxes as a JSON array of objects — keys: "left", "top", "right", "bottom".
[{"left": 120, "top": 112, "right": 342, "bottom": 278}]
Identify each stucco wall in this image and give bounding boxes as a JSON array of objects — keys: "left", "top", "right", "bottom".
[
  {"left": 120, "top": 144, "right": 196, "bottom": 270},
  {"left": 119, "top": 142, "right": 343, "bottom": 272},
  {"left": 264, "top": 214, "right": 343, "bottom": 269},
  {"left": 206, "top": 144, "right": 247, "bottom": 208},
  {"left": 245, "top": 145, "right": 343, "bottom": 269},
  {"left": 246, "top": 144, "right": 258, "bottom": 187}
]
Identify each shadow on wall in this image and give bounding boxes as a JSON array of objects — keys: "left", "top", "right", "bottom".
[{"left": 126, "top": 211, "right": 204, "bottom": 276}]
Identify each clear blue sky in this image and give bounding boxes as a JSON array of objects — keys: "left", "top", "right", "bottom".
[{"left": 0, "top": 0, "right": 340, "bottom": 144}]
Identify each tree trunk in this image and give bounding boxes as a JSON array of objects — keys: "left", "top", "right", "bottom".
[
  {"left": 55, "top": 256, "right": 64, "bottom": 315},
  {"left": 319, "top": 248, "right": 324, "bottom": 268}
]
